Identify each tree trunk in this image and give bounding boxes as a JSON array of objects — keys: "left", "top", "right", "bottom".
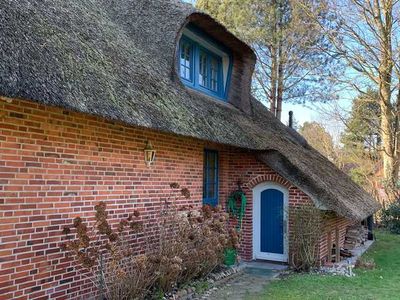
[
  {"left": 379, "top": 68, "right": 398, "bottom": 198},
  {"left": 380, "top": 102, "right": 396, "bottom": 190},
  {"left": 269, "top": 0, "right": 278, "bottom": 116},
  {"left": 270, "top": 46, "right": 278, "bottom": 115},
  {"left": 376, "top": 0, "right": 398, "bottom": 199},
  {"left": 276, "top": 41, "right": 284, "bottom": 121},
  {"left": 276, "top": 6, "right": 285, "bottom": 121}
]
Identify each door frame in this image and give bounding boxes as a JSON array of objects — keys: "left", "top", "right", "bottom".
[{"left": 252, "top": 182, "right": 289, "bottom": 262}]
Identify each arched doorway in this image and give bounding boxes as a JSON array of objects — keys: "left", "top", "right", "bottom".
[{"left": 252, "top": 182, "right": 289, "bottom": 262}]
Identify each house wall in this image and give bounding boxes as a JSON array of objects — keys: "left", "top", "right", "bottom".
[
  {"left": 319, "top": 217, "right": 357, "bottom": 265},
  {"left": 218, "top": 150, "right": 314, "bottom": 261},
  {"left": 0, "top": 96, "right": 352, "bottom": 300}
]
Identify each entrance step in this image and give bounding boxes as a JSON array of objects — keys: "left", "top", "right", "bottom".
[{"left": 243, "top": 261, "right": 287, "bottom": 278}]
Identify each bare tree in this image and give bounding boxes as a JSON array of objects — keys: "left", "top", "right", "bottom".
[
  {"left": 197, "top": 0, "right": 339, "bottom": 120},
  {"left": 303, "top": 0, "right": 400, "bottom": 198}
]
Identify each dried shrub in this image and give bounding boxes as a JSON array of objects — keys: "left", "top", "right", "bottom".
[
  {"left": 106, "top": 254, "right": 157, "bottom": 300},
  {"left": 290, "top": 205, "right": 323, "bottom": 271},
  {"left": 151, "top": 183, "right": 230, "bottom": 293},
  {"left": 61, "top": 183, "right": 232, "bottom": 298},
  {"left": 355, "top": 257, "right": 376, "bottom": 269},
  {"left": 61, "top": 203, "right": 154, "bottom": 300}
]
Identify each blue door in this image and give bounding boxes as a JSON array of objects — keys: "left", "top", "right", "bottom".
[{"left": 260, "top": 189, "right": 284, "bottom": 254}]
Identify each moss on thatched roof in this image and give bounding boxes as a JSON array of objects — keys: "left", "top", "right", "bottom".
[{"left": 0, "top": 0, "right": 379, "bottom": 219}]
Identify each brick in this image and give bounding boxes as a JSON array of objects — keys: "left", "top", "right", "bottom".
[{"left": 0, "top": 97, "right": 352, "bottom": 300}]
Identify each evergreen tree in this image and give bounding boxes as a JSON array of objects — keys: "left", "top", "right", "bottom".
[
  {"left": 299, "top": 121, "right": 336, "bottom": 162},
  {"left": 339, "top": 91, "right": 381, "bottom": 192}
]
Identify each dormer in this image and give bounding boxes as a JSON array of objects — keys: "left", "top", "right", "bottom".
[
  {"left": 176, "top": 15, "right": 256, "bottom": 114},
  {"left": 178, "top": 24, "right": 232, "bottom": 101}
]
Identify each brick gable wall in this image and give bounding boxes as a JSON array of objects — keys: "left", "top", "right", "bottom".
[{"left": 0, "top": 97, "right": 355, "bottom": 300}]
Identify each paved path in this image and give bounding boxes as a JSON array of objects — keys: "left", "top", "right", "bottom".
[{"left": 201, "top": 262, "right": 287, "bottom": 300}]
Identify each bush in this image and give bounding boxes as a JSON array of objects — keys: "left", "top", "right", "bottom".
[
  {"left": 355, "top": 257, "right": 376, "bottom": 270},
  {"left": 151, "top": 186, "right": 231, "bottom": 292},
  {"left": 290, "top": 205, "right": 323, "bottom": 272},
  {"left": 381, "top": 201, "right": 400, "bottom": 234},
  {"left": 61, "top": 202, "right": 155, "bottom": 300},
  {"left": 61, "top": 183, "right": 232, "bottom": 299}
]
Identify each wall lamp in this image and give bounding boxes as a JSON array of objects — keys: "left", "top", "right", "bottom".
[{"left": 144, "top": 141, "right": 156, "bottom": 167}]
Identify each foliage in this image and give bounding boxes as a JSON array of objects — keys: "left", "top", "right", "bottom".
[
  {"left": 256, "top": 231, "right": 400, "bottom": 300},
  {"left": 290, "top": 205, "right": 323, "bottom": 271},
  {"left": 61, "top": 183, "right": 235, "bottom": 299},
  {"left": 341, "top": 91, "right": 381, "bottom": 150},
  {"left": 299, "top": 121, "right": 337, "bottom": 162},
  {"left": 381, "top": 201, "right": 400, "bottom": 234},
  {"left": 338, "top": 91, "right": 382, "bottom": 198},
  {"left": 197, "top": 0, "right": 340, "bottom": 119},
  {"left": 226, "top": 189, "right": 247, "bottom": 232}
]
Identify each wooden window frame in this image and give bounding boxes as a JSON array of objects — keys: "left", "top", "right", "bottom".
[
  {"left": 178, "top": 34, "right": 230, "bottom": 100},
  {"left": 203, "top": 149, "right": 219, "bottom": 206}
]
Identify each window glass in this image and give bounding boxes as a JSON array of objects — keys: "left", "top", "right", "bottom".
[
  {"left": 203, "top": 150, "right": 218, "bottom": 206},
  {"left": 199, "top": 51, "right": 208, "bottom": 87},
  {"left": 180, "top": 42, "right": 192, "bottom": 81},
  {"left": 178, "top": 34, "right": 228, "bottom": 100},
  {"left": 210, "top": 57, "right": 219, "bottom": 92}
]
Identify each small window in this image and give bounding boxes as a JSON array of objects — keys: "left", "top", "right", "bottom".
[
  {"left": 178, "top": 28, "right": 231, "bottom": 100},
  {"left": 210, "top": 57, "right": 219, "bottom": 92},
  {"left": 199, "top": 50, "right": 208, "bottom": 87},
  {"left": 203, "top": 150, "right": 219, "bottom": 206},
  {"left": 180, "top": 41, "right": 193, "bottom": 81}
]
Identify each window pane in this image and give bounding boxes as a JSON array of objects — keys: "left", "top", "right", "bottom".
[
  {"left": 180, "top": 43, "right": 192, "bottom": 80},
  {"left": 203, "top": 150, "right": 218, "bottom": 206},
  {"left": 208, "top": 167, "right": 215, "bottom": 184},
  {"left": 207, "top": 183, "right": 215, "bottom": 199},
  {"left": 199, "top": 51, "right": 208, "bottom": 87},
  {"left": 180, "top": 66, "right": 186, "bottom": 78},
  {"left": 208, "top": 152, "right": 215, "bottom": 168},
  {"left": 210, "top": 57, "right": 219, "bottom": 92}
]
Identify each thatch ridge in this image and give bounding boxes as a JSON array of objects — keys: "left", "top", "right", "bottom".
[{"left": 0, "top": 0, "right": 380, "bottom": 219}]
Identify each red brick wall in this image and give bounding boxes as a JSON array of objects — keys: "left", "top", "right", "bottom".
[
  {"left": 0, "top": 97, "right": 207, "bottom": 300},
  {"left": 217, "top": 149, "right": 315, "bottom": 261},
  {"left": 0, "top": 96, "right": 352, "bottom": 299}
]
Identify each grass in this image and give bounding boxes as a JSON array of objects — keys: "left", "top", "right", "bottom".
[{"left": 251, "top": 230, "right": 400, "bottom": 300}]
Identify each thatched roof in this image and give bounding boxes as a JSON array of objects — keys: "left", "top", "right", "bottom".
[{"left": 0, "top": 0, "right": 379, "bottom": 220}]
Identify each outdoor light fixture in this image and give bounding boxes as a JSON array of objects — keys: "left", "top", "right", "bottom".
[{"left": 144, "top": 141, "right": 156, "bottom": 167}]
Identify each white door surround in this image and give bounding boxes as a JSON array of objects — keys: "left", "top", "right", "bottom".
[{"left": 252, "top": 182, "right": 289, "bottom": 262}]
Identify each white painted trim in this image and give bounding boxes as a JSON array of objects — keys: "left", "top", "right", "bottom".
[{"left": 252, "top": 182, "right": 289, "bottom": 262}]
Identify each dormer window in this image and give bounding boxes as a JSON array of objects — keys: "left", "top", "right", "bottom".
[{"left": 178, "top": 25, "right": 232, "bottom": 101}]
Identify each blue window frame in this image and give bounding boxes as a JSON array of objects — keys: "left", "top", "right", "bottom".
[
  {"left": 180, "top": 40, "right": 193, "bottom": 82},
  {"left": 203, "top": 150, "right": 219, "bottom": 206},
  {"left": 178, "top": 34, "right": 229, "bottom": 100}
]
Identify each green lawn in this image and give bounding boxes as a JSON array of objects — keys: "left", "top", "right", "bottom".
[{"left": 252, "top": 231, "right": 400, "bottom": 300}]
